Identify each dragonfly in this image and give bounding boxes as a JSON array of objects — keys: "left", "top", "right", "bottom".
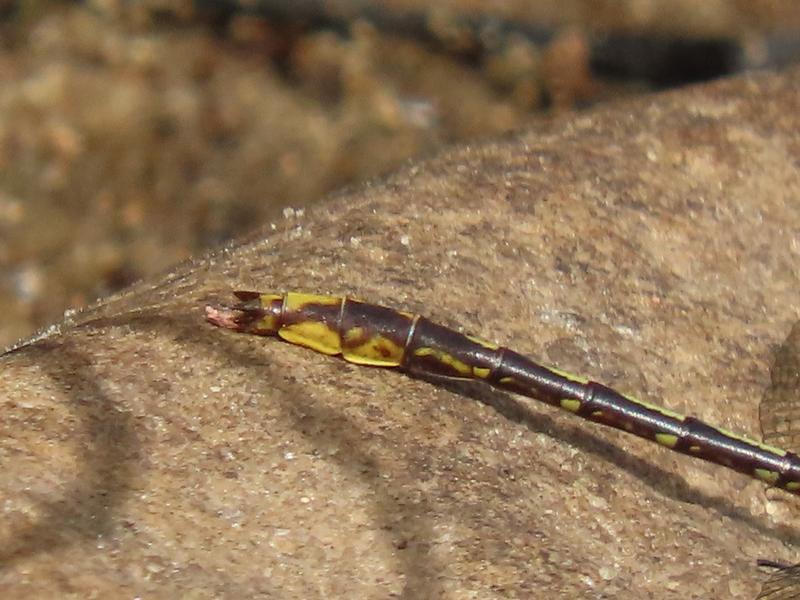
[{"left": 205, "top": 290, "right": 800, "bottom": 496}]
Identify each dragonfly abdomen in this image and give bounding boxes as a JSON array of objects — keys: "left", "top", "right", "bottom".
[{"left": 205, "top": 290, "right": 800, "bottom": 495}]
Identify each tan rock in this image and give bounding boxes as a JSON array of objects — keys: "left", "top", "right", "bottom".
[{"left": 3, "top": 66, "right": 800, "bottom": 598}]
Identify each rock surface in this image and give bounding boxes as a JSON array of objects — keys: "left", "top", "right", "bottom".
[{"left": 2, "top": 66, "right": 800, "bottom": 598}]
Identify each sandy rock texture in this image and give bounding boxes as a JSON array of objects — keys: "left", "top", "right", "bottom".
[
  {"left": 0, "top": 4, "right": 580, "bottom": 347},
  {"left": 4, "top": 2, "right": 797, "bottom": 349},
  {"left": 2, "top": 66, "right": 800, "bottom": 598}
]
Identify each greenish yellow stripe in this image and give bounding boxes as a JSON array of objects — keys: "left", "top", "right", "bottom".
[
  {"left": 560, "top": 398, "right": 581, "bottom": 413},
  {"left": 655, "top": 433, "right": 678, "bottom": 449},
  {"left": 754, "top": 468, "right": 780, "bottom": 485}
]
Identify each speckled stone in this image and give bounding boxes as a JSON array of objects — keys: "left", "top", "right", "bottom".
[{"left": 2, "top": 66, "right": 800, "bottom": 598}]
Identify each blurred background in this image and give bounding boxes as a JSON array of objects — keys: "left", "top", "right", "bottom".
[{"left": 1, "top": 0, "right": 799, "bottom": 348}]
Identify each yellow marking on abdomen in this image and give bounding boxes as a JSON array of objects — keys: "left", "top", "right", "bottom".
[
  {"left": 343, "top": 334, "right": 404, "bottom": 367},
  {"left": 473, "top": 367, "right": 491, "bottom": 379},
  {"left": 754, "top": 468, "right": 780, "bottom": 485},
  {"left": 250, "top": 294, "right": 283, "bottom": 331},
  {"left": 344, "top": 326, "right": 366, "bottom": 342},
  {"left": 548, "top": 365, "right": 589, "bottom": 384},
  {"left": 560, "top": 398, "right": 581, "bottom": 413},
  {"left": 465, "top": 334, "right": 499, "bottom": 350},
  {"left": 655, "top": 433, "right": 678, "bottom": 449},
  {"left": 786, "top": 482, "right": 800, "bottom": 491},
  {"left": 414, "top": 347, "right": 472, "bottom": 377},
  {"left": 279, "top": 321, "right": 342, "bottom": 355},
  {"left": 621, "top": 392, "right": 685, "bottom": 422},
  {"left": 712, "top": 425, "right": 787, "bottom": 457},
  {"left": 259, "top": 293, "right": 284, "bottom": 304},
  {"left": 285, "top": 291, "right": 342, "bottom": 309},
  {"left": 257, "top": 314, "right": 281, "bottom": 331}
]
